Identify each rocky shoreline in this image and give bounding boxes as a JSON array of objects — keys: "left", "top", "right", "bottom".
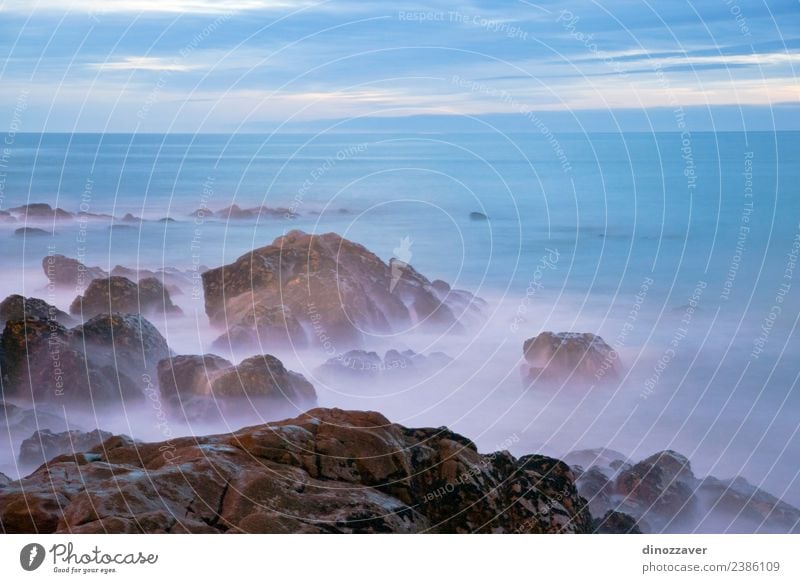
[{"left": 0, "top": 217, "right": 797, "bottom": 534}]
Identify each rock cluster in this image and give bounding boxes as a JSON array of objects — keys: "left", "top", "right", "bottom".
[
  {"left": 0, "top": 408, "right": 590, "bottom": 534},
  {"left": 567, "top": 448, "right": 800, "bottom": 533},
  {"left": 316, "top": 349, "right": 452, "bottom": 380}
]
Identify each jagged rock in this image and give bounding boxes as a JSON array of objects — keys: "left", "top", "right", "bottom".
[
  {"left": 9, "top": 203, "right": 73, "bottom": 221},
  {"left": 42, "top": 254, "right": 107, "bottom": 289},
  {"left": 202, "top": 230, "right": 485, "bottom": 349},
  {"left": 69, "top": 276, "right": 181, "bottom": 318},
  {"left": 0, "top": 295, "right": 74, "bottom": 327},
  {"left": 18, "top": 429, "right": 113, "bottom": 466},
  {"left": 211, "top": 305, "right": 306, "bottom": 352},
  {"left": 156, "top": 353, "right": 316, "bottom": 421},
  {"left": 522, "top": 332, "right": 620, "bottom": 385},
  {"left": 120, "top": 213, "right": 141, "bottom": 223},
  {"left": 14, "top": 227, "right": 50, "bottom": 237},
  {"left": 0, "top": 408, "right": 590, "bottom": 534},
  {"left": 568, "top": 448, "right": 800, "bottom": 533},
  {"left": 317, "top": 349, "right": 452, "bottom": 380}
]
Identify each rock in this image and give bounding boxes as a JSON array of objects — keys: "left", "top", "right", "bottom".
[
  {"left": 0, "top": 295, "right": 74, "bottom": 327},
  {"left": 9, "top": 203, "right": 73, "bottom": 221},
  {"left": 120, "top": 213, "right": 141, "bottom": 223},
  {"left": 202, "top": 230, "right": 485, "bottom": 349},
  {"left": 73, "top": 313, "right": 172, "bottom": 380},
  {"left": 317, "top": 349, "right": 452, "bottom": 381},
  {"left": 156, "top": 353, "right": 316, "bottom": 421},
  {"left": 0, "top": 210, "right": 16, "bottom": 223},
  {"left": 193, "top": 205, "right": 298, "bottom": 220},
  {"left": 592, "top": 510, "right": 642, "bottom": 534},
  {"left": 18, "top": 429, "right": 113, "bottom": 467},
  {"left": 568, "top": 448, "right": 800, "bottom": 533},
  {"left": 0, "top": 313, "right": 171, "bottom": 405},
  {"left": 0, "top": 402, "right": 69, "bottom": 439},
  {"left": 158, "top": 217, "right": 177, "bottom": 223},
  {"left": 469, "top": 211, "right": 488, "bottom": 221},
  {"left": 210, "top": 355, "right": 316, "bottom": 401},
  {"left": 42, "top": 254, "right": 107, "bottom": 289},
  {"left": 69, "top": 276, "right": 181, "bottom": 318},
  {"left": 110, "top": 265, "right": 194, "bottom": 293},
  {"left": 0, "top": 407, "right": 590, "bottom": 534},
  {"left": 211, "top": 305, "right": 306, "bottom": 352},
  {"left": 522, "top": 332, "right": 620, "bottom": 385},
  {"left": 14, "top": 227, "right": 50, "bottom": 237}
]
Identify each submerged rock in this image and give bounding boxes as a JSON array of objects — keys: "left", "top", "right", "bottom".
[
  {"left": 14, "top": 227, "right": 50, "bottom": 237},
  {"left": 317, "top": 349, "right": 452, "bottom": 380},
  {"left": 522, "top": 331, "right": 620, "bottom": 385},
  {"left": 0, "top": 407, "right": 590, "bottom": 534},
  {"left": 202, "top": 230, "right": 485, "bottom": 350},
  {"left": 9, "top": 203, "right": 73, "bottom": 221}
]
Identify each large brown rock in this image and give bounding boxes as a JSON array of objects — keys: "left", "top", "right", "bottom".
[
  {"left": 211, "top": 305, "right": 306, "bottom": 352},
  {"left": 69, "top": 276, "right": 181, "bottom": 318},
  {"left": 42, "top": 254, "right": 107, "bottom": 290},
  {"left": 0, "top": 408, "right": 590, "bottom": 534},
  {"left": 202, "top": 231, "right": 485, "bottom": 349},
  {"left": 522, "top": 331, "right": 620, "bottom": 385}
]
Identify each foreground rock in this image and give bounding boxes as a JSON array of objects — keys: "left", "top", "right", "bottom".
[
  {"left": 69, "top": 276, "right": 181, "bottom": 318},
  {"left": 157, "top": 353, "right": 316, "bottom": 420},
  {"left": 18, "top": 429, "right": 112, "bottom": 467},
  {"left": 317, "top": 349, "right": 452, "bottom": 381},
  {"left": 0, "top": 313, "right": 171, "bottom": 405},
  {"left": 568, "top": 448, "right": 800, "bottom": 533},
  {"left": 522, "top": 332, "right": 620, "bottom": 385},
  {"left": 202, "top": 230, "right": 486, "bottom": 349},
  {"left": 0, "top": 408, "right": 590, "bottom": 534},
  {"left": 42, "top": 254, "right": 107, "bottom": 289},
  {"left": 0, "top": 295, "right": 74, "bottom": 327}
]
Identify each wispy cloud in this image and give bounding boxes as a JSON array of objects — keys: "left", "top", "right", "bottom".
[{"left": 91, "top": 56, "right": 196, "bottom": 72}]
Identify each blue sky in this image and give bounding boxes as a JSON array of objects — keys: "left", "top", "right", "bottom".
[{"left": 0, "top": 0, "right": 797, "bottom": 132}]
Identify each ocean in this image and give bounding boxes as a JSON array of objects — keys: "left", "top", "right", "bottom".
[{"left": 1, "top": 131, "right": 799, "bottom": 506}]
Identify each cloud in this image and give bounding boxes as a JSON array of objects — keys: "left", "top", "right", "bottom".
[
  {"left": 91, "top": 56, "right": 196, "bottom": 71},
  {"left": 0, "top": 0, "right": 306, "bottom": 15}
]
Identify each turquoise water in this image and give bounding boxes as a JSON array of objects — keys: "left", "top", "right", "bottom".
[{"left": 1, "top": 131, "right": 799, "bottom": 505}]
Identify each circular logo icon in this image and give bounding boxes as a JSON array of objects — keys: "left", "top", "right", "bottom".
[{"left": 20, "top": 543, "right": 46, "bottom": 571}]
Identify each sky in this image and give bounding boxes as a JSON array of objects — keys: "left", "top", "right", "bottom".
[{"left": 0, "top": 0, "right": 797, "bottom": 132}]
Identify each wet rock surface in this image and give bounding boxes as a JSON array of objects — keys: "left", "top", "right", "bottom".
[
  {"left": 202, "top": 230, "right": 485, "bottom": 350},
  {"left": 0, "top": 408, "right": 590, "bottom": 534},
  {"left": 522, "top": 332, "right": 620, "bottom": 385},
  {"left": 42, "top": 254, "right": 107, "bottom": 289}
]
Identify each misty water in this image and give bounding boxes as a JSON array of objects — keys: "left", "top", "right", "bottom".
[{"left": 1, "top": 130, "right": 798, "bottom": 510}]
